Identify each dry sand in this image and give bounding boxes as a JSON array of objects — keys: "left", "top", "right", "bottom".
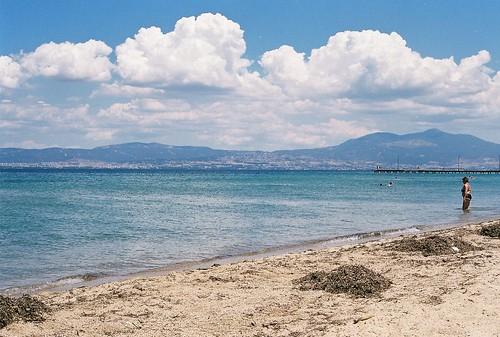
[{"left": 1, "top": 220, "right": 499, "bottom": 337}]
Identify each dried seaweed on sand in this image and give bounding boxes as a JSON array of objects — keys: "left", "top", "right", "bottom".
[
  {"left": 294, "top": 264, "right": 391, "bottom": 298},
  {"left": 480, "top": 223, "right": 500, "bottom": 238},
  {"left": 392, "top": 235, "right": 479, "bottom": 256},
  {"left": 0, "top": 295, "right": 49, "bottom": 329}
]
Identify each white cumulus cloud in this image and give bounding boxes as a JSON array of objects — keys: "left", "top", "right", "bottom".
[
  {"left": 0, "top": 56, "right": 24, "bottom": 89},
  {"left": 21, "top": 39, "right": 113, "bottom": 81},
  {"left": 4, "top": 15, "right": 500, "bottom": 149},
  {"left": 115, "top": 13, "right": 251, "bottom": 87},
  {"left": 260, "top": 30, "right": 493, "bottom": 100}
]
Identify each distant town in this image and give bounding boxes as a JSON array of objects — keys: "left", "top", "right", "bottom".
[
  {"left": 0, "top": 159, "right": 372, "bottom": 170},
  {"left": 2, "top": 129, "right": 500, "bottom": 170}
]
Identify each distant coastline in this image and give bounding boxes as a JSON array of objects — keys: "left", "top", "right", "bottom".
[
  {"left": 3, "top": 129, "right": 500, "bottom": 169},
  {"left": 0, "top": 161, "right": 375, "bottom": 170}
]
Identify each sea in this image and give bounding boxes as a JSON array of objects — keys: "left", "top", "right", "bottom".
[{"left": 1, "top": 169, "right": 500, "bottom": 293}]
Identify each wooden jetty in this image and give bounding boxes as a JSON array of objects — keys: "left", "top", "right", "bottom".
[{"left": 374, "top": 168, "right": 500, "bottom": 174}]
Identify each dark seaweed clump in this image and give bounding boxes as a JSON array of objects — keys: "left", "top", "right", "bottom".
[
  {"left": 294, "top": 264, "right": 391, "bottom": 298},
  {"left": 479, "top": 223, "right": 500, "bottom": 238},
  {"left": 0, "top": 295, "right": 49, "bottom": 329},
  {"left": 393, "top": 235, "right": 478, "bottom": 256}
]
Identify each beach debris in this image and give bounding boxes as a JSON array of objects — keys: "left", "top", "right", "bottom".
[
  {"left": 353, "top": 315, "right": 374, "bottom": 324},
  {"left": 294, "top": 264, "right": 391, "bottom": 298},
  {"left": 422, "top": 295, "right": 443, "bottom": 305},
  {"left": 0, "top": 294, "right": 49, "bottom": 329},
  {"left": 0, "top": 296, "right": 15, "bottom": 329},
  {"left": 391, "top": 235, "right": 478, "bottom": 256},
  {"left": 479, "top": 223, "right": 500, "bottom": 238}
]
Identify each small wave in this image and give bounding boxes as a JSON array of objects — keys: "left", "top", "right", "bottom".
[
  {"left": 324, "top": 226, "right": 421, "bottom": 245},
  {"left": 0, "top": 272, "right": 109, "bottom": 295},
  {"left": 54, "top": 272, "right": 107, "bottom": 285}
]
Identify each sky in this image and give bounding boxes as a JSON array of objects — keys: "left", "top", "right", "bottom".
[{"left": 1, "top": 0, "right": 500, "bottom": 150}]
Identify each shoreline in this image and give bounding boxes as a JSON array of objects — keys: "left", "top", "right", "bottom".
[
  {"left": 2, "top": 215, "right": 498, "bottom": 296},
  {"left": 2, "top": 218, "right": 499, "bottom": 336}
]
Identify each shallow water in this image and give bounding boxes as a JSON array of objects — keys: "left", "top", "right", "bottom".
[{"left": 1, "top": 169, "right": 499, "bottom": 291}]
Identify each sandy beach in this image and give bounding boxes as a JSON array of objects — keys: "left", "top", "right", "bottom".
[{"left": 1, "top": 220, "right": 499, "bottom": 337}]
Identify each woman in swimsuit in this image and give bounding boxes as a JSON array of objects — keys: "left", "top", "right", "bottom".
[{"left": 461, "top": 177, "right": 472, "bottom": 210}]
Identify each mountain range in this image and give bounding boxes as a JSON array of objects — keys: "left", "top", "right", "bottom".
[{"left": 2, "top": 129, "right": 500, "bottom": 169}]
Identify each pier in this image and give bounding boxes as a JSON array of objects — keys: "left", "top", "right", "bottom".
[{"left": 374, "top": 168, "right": 500, "bottom": 174}]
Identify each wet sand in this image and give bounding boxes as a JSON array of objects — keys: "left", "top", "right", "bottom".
[{"left": 1, "top": 219, "right": 499, "bottom": 337}]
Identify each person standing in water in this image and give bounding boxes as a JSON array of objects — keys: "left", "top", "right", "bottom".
[{"left": 461, "top": 177, "right": 472, "bottom": 210}]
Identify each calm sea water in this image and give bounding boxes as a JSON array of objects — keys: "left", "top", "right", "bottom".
[{"left": 1, "top": 169, "right": 499, "bottom": 291}]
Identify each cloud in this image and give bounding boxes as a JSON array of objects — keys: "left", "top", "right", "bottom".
[
  {"left": 21, "top": 39, "right": 113, "bottom": 81},
  {"left": 0, "top": 99, "right": 109, "bottom": 147},
  {"left": 212, "top": 116, "right": 373, "bottom": 149},
  {"left": 97, "top": 98, "right": 197, "bottom": 126},
  {"left": 85, "top": 128, "right": 116, "bottom": 141},
  {"left": 260, "top": 30, "right": 493, "bottom": 100},
  {"left": 475, "top": 71, "right": 500, "bottom": 112},
  {"left": 215, "top": 128, "right": 254, "bottom": 146},
  {"left": 0, "top": 56, "right": 24, "bottom": 89},
  {"left": 91, "top": 82, "right": 165, "bottom": 97},
  {"left": 91, "top": 96, "right": 373, "bottom": 149},
  {"left": 254, "top": 117, "right": 373, "bottom": 148},
  {"left": 115, "top": 13, "right": 251, "bottom": 87},
  {"left": 0, "top": 100, "right": 91, "bottom": 126},
  {"left": 3, "top": 14, "right": 500, "bottom": 149}
]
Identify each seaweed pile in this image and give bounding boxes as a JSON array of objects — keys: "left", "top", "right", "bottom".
[
  {"left": 392, "top": 235, "right": 478, "bottom": 256},
  {"left": 0, "top": 295, "right": 49, "bottom": 329},
  {"left": 480, "top": 223, "right": 500, "bottom": 238},
  {"left": 294, "top": 264, "right": 391, "bottom": 298}
]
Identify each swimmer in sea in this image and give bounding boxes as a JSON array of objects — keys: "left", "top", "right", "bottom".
[{"left": 461, "top": 176, "right": 472, "bottom": 210}]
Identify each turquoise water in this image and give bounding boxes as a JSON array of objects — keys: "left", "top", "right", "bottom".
[{"left": 1, "top": 169, "right": 499, "bottom": 291}]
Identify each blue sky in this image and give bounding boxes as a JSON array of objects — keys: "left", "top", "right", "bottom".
[
  {"left": 3, "top": 1, "right": 500, "bottom": 65},
  {"left": 1, "top": 0, "right": 500, "bottom": 149}
]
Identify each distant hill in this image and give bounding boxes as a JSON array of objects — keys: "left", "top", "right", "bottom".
[
  {"left": 0, "top": 143, "right": 227, "bottom": 163},
  {"left": 276, "top": 129, "right": 500, "bottom": 166},
  {"left": 1, "top": 129, "right": 500, "bottom": 168}
]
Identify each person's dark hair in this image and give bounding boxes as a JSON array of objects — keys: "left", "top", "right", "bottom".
[{"left": 462, "top": 177, "right": 469, "bottom": 183}]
